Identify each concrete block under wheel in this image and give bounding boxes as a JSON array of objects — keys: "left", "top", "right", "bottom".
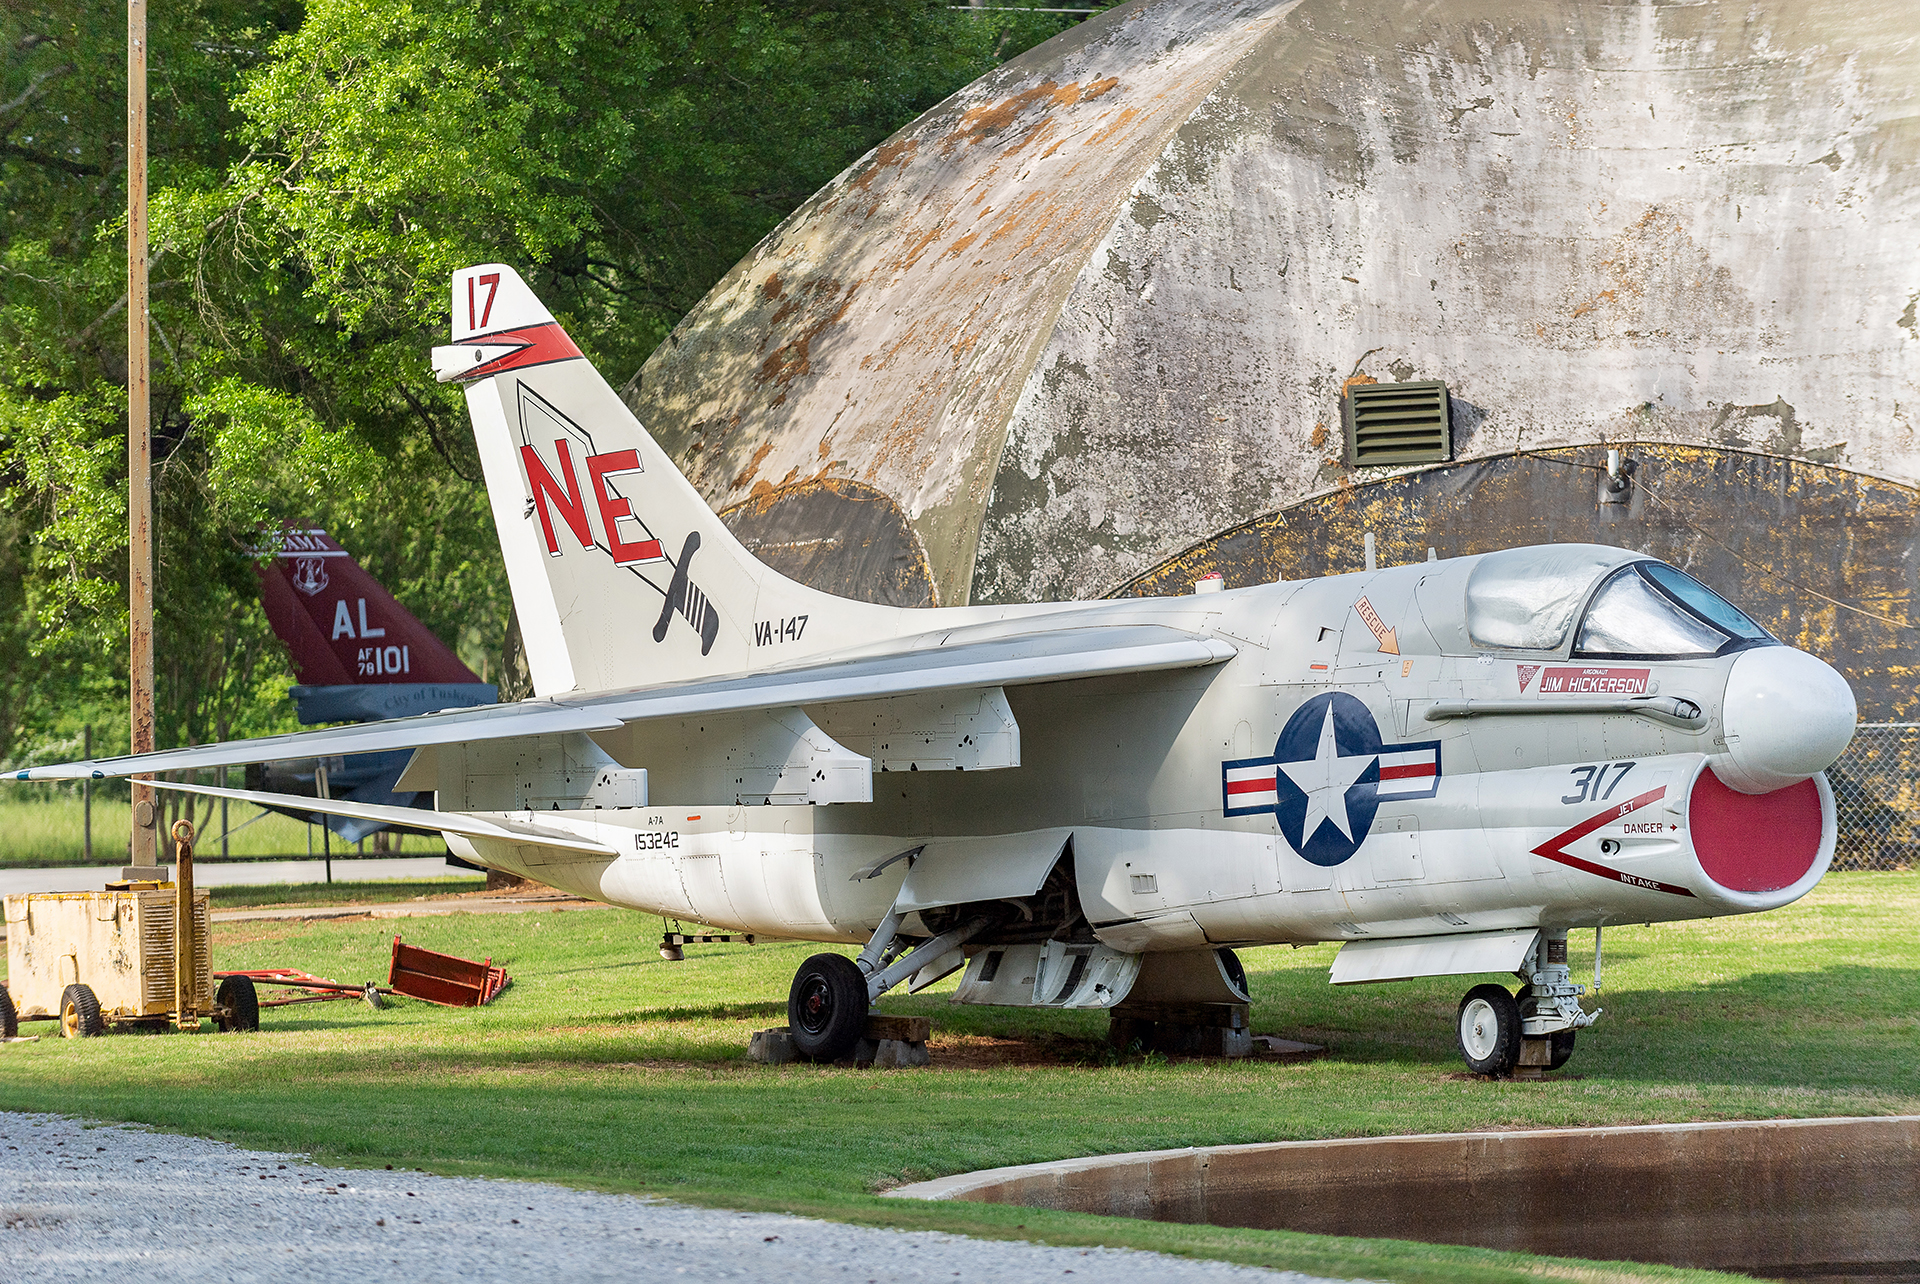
[
  {"left": 872, "top": 1038, "right": 930, "bottom": 1069},
  {"left": 748, "top": 1022, "right": 929, "bottom": 1068},
  {"left": 747, "top": 1027, "right": 797, "bottom": 1064}
]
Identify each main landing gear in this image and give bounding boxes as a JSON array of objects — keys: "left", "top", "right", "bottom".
[
  {"left": 1455, "top": 930, "right": 1598, "bottom": 1077},
  {"left": 785, "top": 905, "right": 992, "bottom": 1062}
]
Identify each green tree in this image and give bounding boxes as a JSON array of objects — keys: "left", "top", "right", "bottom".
[{"left": 0, "top": 0, "right": 1083, "bottom": 774}]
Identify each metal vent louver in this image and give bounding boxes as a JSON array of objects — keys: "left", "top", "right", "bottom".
[{"left": 1343, "top": 381, "right": 1451, "bottom": 466}]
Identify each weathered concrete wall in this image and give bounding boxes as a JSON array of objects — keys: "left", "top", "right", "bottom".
[
  {"left": 632, "top": 0, "right": 1294, "bottom": 607},
  {"left": 977, "top": 0, "right": 1920, "bottom": 604},
  {"left": 889, "top": 1116, "right": 1920, "bottom": 1278}
]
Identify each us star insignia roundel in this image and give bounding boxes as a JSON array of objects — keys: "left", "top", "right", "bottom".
[{"left": 1221, "top": 692, "right": 1442, "bottom": 867}]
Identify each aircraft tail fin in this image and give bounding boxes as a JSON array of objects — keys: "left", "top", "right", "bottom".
[
  {"left": 255, "top": 526, "right": 497, "bottom": 724},
  {"left": 435, "top": 265, "right": 895, "bottom": 696}
]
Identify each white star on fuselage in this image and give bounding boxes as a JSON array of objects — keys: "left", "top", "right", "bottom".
[{"left": 1278, "top": 704, "right": 1374, "bottom": 843}]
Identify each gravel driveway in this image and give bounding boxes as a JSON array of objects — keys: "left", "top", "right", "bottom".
[{"left": 1, "top": 1112, "right": 1352, "bottom": 1283}]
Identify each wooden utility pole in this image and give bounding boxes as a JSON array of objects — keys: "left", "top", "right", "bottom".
[{"left": 126, "top": 0, "right": 160, "bottom": 877}]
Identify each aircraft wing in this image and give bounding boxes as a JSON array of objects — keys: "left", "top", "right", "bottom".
[
  {"left": 144, "top": 778, "right": 619, "bottom": 857},
  {"left": 14, "top": 624, "right": 1233, "bottom": 782}
]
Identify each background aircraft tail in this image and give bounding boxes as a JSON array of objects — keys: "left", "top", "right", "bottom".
[
  {"left": 435, "top": 265, "right": 898, "bottom": 696},
  {"left": 256, "top": 525, "right": 497, "bottom": 723},
  {"left": 254, "top": 525, "right": 497, "bottom": 841}
]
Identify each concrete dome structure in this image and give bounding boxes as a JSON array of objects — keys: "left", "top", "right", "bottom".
[{"left": 630, "top": 0, "right": 1920, "bottom": 717}]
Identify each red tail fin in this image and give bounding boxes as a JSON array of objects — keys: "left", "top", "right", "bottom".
[{"left": 255, "top": 528, "right": 483, "bottom": 686}]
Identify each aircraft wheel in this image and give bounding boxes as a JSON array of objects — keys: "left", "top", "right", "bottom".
[
  {"left": 1456, "top": 984, "right": 1521, "bottom": 1076},
  {"left": 0, "top": 984, "right": 16, "bottom": 1040},
  {"left": 1514, "top": 985, "right": 1578, "bottom": 1072},
  {"left": 214, "top": 976, "right": 260, "bottom": 1032},
  {"left": 60, "top": 984, "right": 104, "bottom": 1039},
  {"left": 787, "top": 953, "right": 866, "bottom": 1062}
]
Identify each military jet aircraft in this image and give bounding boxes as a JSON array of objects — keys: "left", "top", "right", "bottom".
[{"left": 13, "top": 266, "right": 1856, "bottom": 1074}]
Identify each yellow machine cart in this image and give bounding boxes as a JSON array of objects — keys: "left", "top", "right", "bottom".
[{"left": 0, "top": 821, "right": 256, "bottom": 1037}]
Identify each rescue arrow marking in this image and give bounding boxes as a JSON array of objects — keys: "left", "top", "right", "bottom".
[
  {"left": 1354, "top": 596, "right": 1399, "bottom": 656},
  {"left": 1529, "top": 786, "right": 1696, "bottom": 897}
]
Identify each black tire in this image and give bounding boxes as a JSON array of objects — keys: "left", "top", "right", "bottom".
[
  {"left": 0, "top": 984, "right": 16, "bottom": 1040},
  {"left": 214, "top": 976, "right": 260, "bottom": 1032},
  {"left": 60, "top": 984, "right": 104, "bottom": 1039},
  {"left": 1514, "top": 985, "right": 1578, "bottom": 1072},
  {"left": 787, "top": 953, "right": 867, "bottom": 1062},
  {"left": 1456, "top": 983, "right": 1521, "bottom": 1076}
]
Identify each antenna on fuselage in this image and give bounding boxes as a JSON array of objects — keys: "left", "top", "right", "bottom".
[{"left": 1364, "top": 532, "right": 1377, "bottom": 572}]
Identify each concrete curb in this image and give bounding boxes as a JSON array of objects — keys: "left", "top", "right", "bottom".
[{"left": 887, "top": 1115, "right": 1920, "bottom": 1277}]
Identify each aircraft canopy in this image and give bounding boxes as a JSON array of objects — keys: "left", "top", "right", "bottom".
[{"left": 1464, "top": 545, "right": 1638, "bottom": 651}]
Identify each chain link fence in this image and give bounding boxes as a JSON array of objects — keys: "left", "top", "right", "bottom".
[{"left": 1830, "top": 723, "right": 1920, "bottom": 871}]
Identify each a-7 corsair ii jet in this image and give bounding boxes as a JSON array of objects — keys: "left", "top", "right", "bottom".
[{"left": 15, "top": 266, "right": 1857, "bottom": 1075}]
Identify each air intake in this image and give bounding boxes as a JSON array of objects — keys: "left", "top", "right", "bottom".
[{"left": 1343, "top": 381, "right": 1451, "bottom": 466}]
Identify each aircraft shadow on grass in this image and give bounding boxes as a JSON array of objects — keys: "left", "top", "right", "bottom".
[
  {"left": 1254, "top": 961, "right": 1919, "bottom": 1087},
  {"left": 224, "top": 962, "right": 1914, "bottom": 1097}
]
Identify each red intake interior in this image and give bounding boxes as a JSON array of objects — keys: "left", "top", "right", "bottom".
[{"left": 1690, "top": 768, "right": 1825, "bottom": 893}]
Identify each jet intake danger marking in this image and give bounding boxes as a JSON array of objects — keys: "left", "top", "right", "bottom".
[
  {"left": 1222, "top": 692, "right": 1440, "bottom": 867},
  {"left": 1529, "top": 787, "right": 1696, "bottom": 897}
]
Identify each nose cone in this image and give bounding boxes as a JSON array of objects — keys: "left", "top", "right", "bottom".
[{"left": 1714, "top": 647, "right": 1856, "bottom": 795}]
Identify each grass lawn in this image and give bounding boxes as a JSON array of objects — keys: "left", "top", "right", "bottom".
[
  {"left": 1, "top": 872, "right": 1914, "bottom": 1283},
  {"left": 0, "top": 795, "right": 447, "bottom": 865}
]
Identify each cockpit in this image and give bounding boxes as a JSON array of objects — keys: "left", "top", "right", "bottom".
[{"left": 1465, "top": 545, "right": 1773, "bottom": 660}]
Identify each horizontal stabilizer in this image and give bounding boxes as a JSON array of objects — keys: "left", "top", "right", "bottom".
[
  {"left": 15, "top": 624, "right": 1232, "bottom": 781},
  {"left": 144, "top": 779, "right": 619, "bottom": 857}
]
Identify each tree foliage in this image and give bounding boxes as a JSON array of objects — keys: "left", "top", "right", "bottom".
[{"left": 0, "top": 0, "right": 1078, "bottom": 771}]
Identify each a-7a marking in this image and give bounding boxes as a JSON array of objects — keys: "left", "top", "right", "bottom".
[{"left": 1562, "top": 761, "right": 1634, "bottom": 805}]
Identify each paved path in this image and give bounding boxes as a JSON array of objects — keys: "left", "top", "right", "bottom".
[
  {"left": 0, "top": 1112, "right": 1351, "bottom": 1284},
  {"left": 0, "top": 889, "right": 604, "bottom": 944},
  {"left": 0, "top": 857, "right": 457, "bottom": 897},
  {"left": 212, "top": 892, "right": 605, "bottom": 925}
]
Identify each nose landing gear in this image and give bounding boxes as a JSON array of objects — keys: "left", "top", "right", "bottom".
[
  {"left": 1455, "top": 930, "right": 1598, "bottom": 1076},
  {"left": 1456, "top": 984, "right": 1521, "bottom": 1075}
]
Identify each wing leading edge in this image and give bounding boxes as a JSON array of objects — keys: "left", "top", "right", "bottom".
[
  {"left": 15, "top": 624, "right": 1234, "bottom": 782},
  {"left": 143, "top": 778, "right": 619, "bottom": 856}
]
